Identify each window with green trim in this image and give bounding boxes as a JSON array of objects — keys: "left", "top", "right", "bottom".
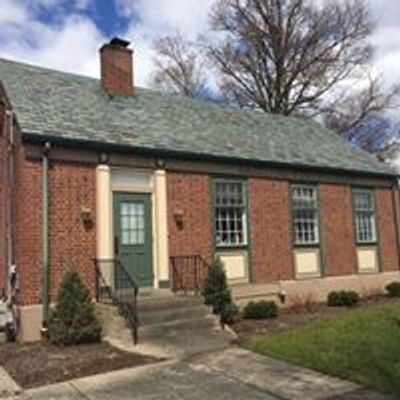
[
  {"left": 291, "top": 185, "right": 319, "bottom": 246},
  {"left": 353, "top": 189, "right": 377, "bottom": 244},
  {"left": 214, "top": 180, "right": 248, "bottom": 247}
]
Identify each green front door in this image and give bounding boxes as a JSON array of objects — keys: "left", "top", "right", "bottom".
[{"left": 113, "top": 193, "right": 154, "bottom": 288}]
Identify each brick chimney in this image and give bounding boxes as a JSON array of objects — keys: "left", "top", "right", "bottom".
[{"left": 100, "top": 37, "right": 134, "bottom": 97}]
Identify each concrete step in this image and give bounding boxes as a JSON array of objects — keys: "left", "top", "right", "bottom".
[
  {"left": 139, "top": 304, "right": 209, "bottom": 327},
  {"left": 138, "top": 294, "right": 204, "bottom": 312},
  {"left": 141, "top": 314, "right": 217, "bottom": 337}
]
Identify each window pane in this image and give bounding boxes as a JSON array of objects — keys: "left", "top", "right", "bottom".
[
  {"left": 120, "top": 202, "right": 145, "bottom": 245},
  {"left": 292, "top": 186, "right": 319, "bottom": 245},
  {"left": 214, "top": 181, "right": 247, "bottom": 247},
  {"left": 353, "top": 190, "right": 376, "bottom": 243}
]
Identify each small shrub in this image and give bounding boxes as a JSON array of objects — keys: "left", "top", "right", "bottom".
[
  {"left": 48, "top": 269, "right": 101, "bottom": 345},
  {"left": 243, "top": 300, "right": 279, "bottom": 319},
  {"left": 287, "top": 293, "right": 319, "bottom": 314},
  {"left": 203, "top": 258, "right": 238, "bottom": 325},
  {"left": 203, "top": 258, "right": 231, "bottom": 314},
  {"left": 220, "top": 302, "right": 239, "bottom": 325},
  {"left": 386, "top": 282, "right": 400, "bottom": 298},
  {"left": 327, "top": 290, "right": 360, "bottom": 307}
]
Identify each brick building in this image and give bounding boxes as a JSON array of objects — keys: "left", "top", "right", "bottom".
[{"left": 1, "top": 38, "right": 400, "bottom": 341}]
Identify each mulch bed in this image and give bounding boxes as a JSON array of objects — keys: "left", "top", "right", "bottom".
[
  {"left": 0, "top": 341, "right": 160, "bottom": 389},
  {"left": 233, "top": 296, "right": 400, "bottom": 343}
]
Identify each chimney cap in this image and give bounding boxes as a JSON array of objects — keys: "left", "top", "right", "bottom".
[{"left": 109, "top": 37, "right": 130, "bottom": 48}]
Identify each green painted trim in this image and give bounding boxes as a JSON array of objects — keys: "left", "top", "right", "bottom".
[
  {"left": 351, "top": 187, "right": 378, "bottom": 246},
  {"left": 351, "top": 186, "right": 381, "bottom": 273},
  {"left": 316, "top": 184, "right": 325, "bottom": 277},
  {"left": 210, "top": 177, "right": 252, "bottom": 281},
  {"left": 289, "top": 182, "right": 323, "bottom": 279},
  {"left": 245, "top": 178, "right": 253, "bottom": 283},
  {"left": 113, "top": 192, "right": 154, "bottom": 288},
  {"left": 374, "top": 189, "right": 383, "bottom": 273},
  {"left": 158, "top": 280, "right": 171, "bottom": 289}
]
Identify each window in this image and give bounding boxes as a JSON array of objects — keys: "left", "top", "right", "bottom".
[
  {"left": 120, "top": 202, "right": 145, "bottom": 245},
  {"left": 291, "top": 185, "right": 319, "bottom": 246},
  {"left": 214, "top": 180, "right": 248, "bottom": 247},
  {"left": 353, "top": 189, "right": 376, "bottom": 243}
]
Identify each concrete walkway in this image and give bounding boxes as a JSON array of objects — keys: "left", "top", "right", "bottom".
[{"left": 2, "top": 347, "right": 394, "bottom": 400}]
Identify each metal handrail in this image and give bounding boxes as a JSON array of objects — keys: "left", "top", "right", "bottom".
[
  {"left": 170, "top": 255, "right": 210, "bottom": 294},
  {"left": 93, "top": 258, "right": 139, "bottom": 344}
]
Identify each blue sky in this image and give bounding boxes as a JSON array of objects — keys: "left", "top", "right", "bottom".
[{"left": 0, "top": 0, "right": 400, "bottom": 91}]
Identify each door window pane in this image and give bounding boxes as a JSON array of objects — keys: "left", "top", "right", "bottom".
[{"left": 120, "top": 202, "right": 145, "bottom": 245}]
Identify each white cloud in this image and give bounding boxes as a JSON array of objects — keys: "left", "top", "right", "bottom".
[
  {"left": 117, "top": 0, "right": 215, "bottom": 39},
  {"left": 0, "top": 0, "right": 29, "bottom": 24},
  {"left": 117, "top": 0, "right": 215, "bottom": 86},
  {"left": 369, "top": 0, "right": 400, "bottom": 86},
  {"left": 0, "top": 0, "right": 399, "bottom": 94},
  {"left": 0, "top": 0, "right": 104, "bottom": 77}
]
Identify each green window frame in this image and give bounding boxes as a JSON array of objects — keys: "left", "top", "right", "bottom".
[
  {"left": 213, "top": 179, "right": 248, "bottom": 248},
  {"left": 291, "top": 184, "right": 320, "bottom": 246},
  {"left": 353, "top": 188, "right": 377, "bottom": 244}
]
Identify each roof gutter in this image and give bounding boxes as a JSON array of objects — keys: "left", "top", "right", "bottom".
[{"left": 22, "top": 131, "right": 399, "bottom": 182}]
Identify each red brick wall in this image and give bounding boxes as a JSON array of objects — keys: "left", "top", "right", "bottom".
[
  {"left": 100, "top": 45, "right": 134, "bottom": 97},
  {"left": 14, "top": 150, "right": 97, "bottom": 305},
  {"left": 249, "top": 178, "right": 293, "bottom": 283},
  {"left": 320, "top": 184, "right": 357, "bottom": 276},
  {"left": 10, "top": 149, "right": 400, "bottom": 305},
  {"left": 14, "top": 145, "right": 43, "bottom": 305},
  {"left": 49, "top": 162, "right": 97, "bottom": 301},
  {"left": 377, "top": 188, "right": 400, "bottom": 272},
  {"left": 167, "top": 172, "right": 213, "bottom": 261},
  {"left": 0, "top": 99, "right": 7, "bottom": 292}
]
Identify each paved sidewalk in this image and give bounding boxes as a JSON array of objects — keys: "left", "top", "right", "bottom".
[
  {"left": 2, "top": 347, "right": 394, "bottom": 400},
  {"left": 15, "top": 360, "right": 278, "bottom": 400}
]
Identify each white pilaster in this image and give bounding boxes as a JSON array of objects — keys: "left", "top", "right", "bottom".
[
  {"left": 96, "top": 165, "right": 113, "bottom": 287},
  {"left": 154, "top": 169, "right": 170, "bottom": 285}
]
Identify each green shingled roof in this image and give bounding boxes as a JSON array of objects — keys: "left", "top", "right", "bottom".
[{"left": 0, "top": 57, "right": 395, "bottom": 177}]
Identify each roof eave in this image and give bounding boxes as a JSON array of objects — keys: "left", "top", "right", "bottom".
[{"left": 22, "top": 131, "right": 399, "bottom": 182}]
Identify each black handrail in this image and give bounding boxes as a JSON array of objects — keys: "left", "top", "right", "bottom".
[
  {"left": 170, "top": 255, "right": 227, "bottom": 329},
  {"left": 93, "top": 258, "right": 139, "bottom": 344},
  {"left": 170, "top": 255, "right": 210, "bottom": 294}
]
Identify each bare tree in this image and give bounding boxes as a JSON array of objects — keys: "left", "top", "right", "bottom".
[
  {"left": 206, "top": 0, "right": 399, "bottom": 136},
  {"left": 150, "top": 35, "right": 205, "bottom": 97}
]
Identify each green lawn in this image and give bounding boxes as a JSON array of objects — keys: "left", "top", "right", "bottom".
[{"left": 245, "top": 303, "right": 400, "bottom": 396}]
